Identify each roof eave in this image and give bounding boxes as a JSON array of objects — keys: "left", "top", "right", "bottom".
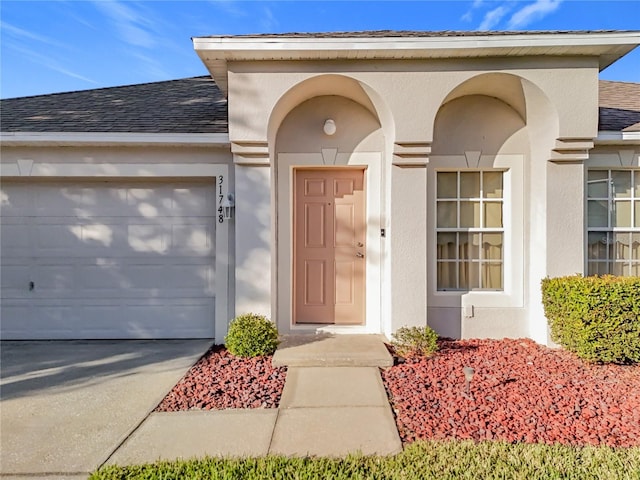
[
  {"left": 0, "top": 132, "right": 231, "bottom": 147},
  {"left": 595, "top": 130, "right": 640, "bottom": 145},
  {"left": 193, "top": 31, "right": 640, "bottom": 95}
]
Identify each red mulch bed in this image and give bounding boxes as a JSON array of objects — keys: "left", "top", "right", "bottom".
[
  {"left": 155, "top": 345, "right": 287, "bottom": 411},
  {"left": 381, "top": 338, "right": 640, "bottom": 447}
]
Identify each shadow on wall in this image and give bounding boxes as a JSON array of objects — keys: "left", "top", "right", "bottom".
[
  {"left": 432, "top": 95, "right": 526, "bottom": 156},
  {"left": 234, "top": 165, "right": 273, "bottom": 317},
  {"left": 276, "top": 95, "right": 383, "bottom": 154}
]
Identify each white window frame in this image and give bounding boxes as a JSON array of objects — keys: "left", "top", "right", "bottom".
[
  {"left": 427, "top": 154, "right": 524, "bottom": 309},
  {"left": 585, "top": 168, "right": 640, "bottom": 276},
  {"left": 435, "top": 170, "right": 505, "bottom": 291}
]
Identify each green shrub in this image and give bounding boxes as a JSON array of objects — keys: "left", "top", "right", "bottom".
[
  {"left": 541, "top": 275, "right": 640, "bottom": 364},
  {"left": 391, "top": 326, "right": 439, "bottom": 358},
  {"left": 224, "top": 313, "right": 279, "bottom": 358}
]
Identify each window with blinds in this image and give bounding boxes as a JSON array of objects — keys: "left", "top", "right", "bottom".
[
  {"left": 586, "top": 169, "right": 640, "bottom": 276},
  {"left": 436, "top": 170, "right": 504, "bottom": 290}
]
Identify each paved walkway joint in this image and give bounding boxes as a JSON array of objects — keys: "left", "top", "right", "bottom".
[{"left": 108, "top": 335, "right": 402, "bottom": 465}]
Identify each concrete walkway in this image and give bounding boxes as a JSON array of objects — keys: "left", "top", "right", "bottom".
[
  {"left": 0, "top": 340, "right": 212, "bottom": 479},
  {"left": 107, "top": 334, "right": 403, "bottom": 466},
  {"left": 1, "top": 335, "right": 402, "bottom": 475}
]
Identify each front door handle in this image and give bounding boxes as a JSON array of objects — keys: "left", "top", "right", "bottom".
[{"left": 356, "top": 252, "right": 364, "bottom": 258}]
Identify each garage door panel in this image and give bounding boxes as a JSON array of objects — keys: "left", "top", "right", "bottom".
[
  {"left": 2, "top": 259, "right": 214, "bottom": 295},
  {"left": 1, "top": 301, "right": 214, "bottom": 339},
  {"left": 38, "top": 266, "right": 75, "bottom": 290},
  {"left": 1, "top": 306, "right": 78, "bottom": 340},
  {"left": 18, "top": 184, "right": 215, "bottom": 218},
  {"left": 18, "top": 222, "right": 214, "bottom": 257},
  {"left": 0, "top": 180, "right": 216, "bottom": 339},
  {"left": 4, "top": 217, "right": 215, "bottom": 251},
  {"left": 80, "top": 264, "right": 130, "bottom": 289},
  {"left": 172, "top": 187, "right": 212, "bottom": 214},
  {"left": 78, "top": 264, "right": 213, "bottom": 290},
  {"left": 0, "top": 266, "right": 30, "bottom": 289},
  {"left": 127, "top": 224, "right": 168, "bottom": 253},
  {"left": 0, "top": 187, "right": 32, "bottom": 215},
  {"left": 171, "top": 224, "right": 213, "bottom": 251},
  {"left": 0, "top": 224, "right": 31, "bottom": 248}
]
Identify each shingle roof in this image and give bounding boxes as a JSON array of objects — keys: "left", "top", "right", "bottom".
[
  {"left": 1, "top": 73, "right": 638, "bottom": 135},
  {"left": 599, "top": 80, "right": 640, "bottom": 132},
  {"left": 202, "top": 29, "right": 630, "bottom": 39},
  {"left": 0, "top": 76, "right": 227, "bottom": 134}
]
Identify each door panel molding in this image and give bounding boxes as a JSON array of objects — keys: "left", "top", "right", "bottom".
[
  {"left": 293, "top": 168, "right": 366, "bottom": 325},
  {"left": 276, "top": 153, "right": 382, "bottom": 334}
]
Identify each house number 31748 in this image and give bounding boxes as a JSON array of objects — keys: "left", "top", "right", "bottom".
[{"left": 217, "top": 175, "right": 225, "bottom": 224}]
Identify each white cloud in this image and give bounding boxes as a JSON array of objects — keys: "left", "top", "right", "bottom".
[
  {"left": 478, "top": 5, "right": 511, "bottom": 31},
  {"left": 130, "top": 52, "right": 171, "bottom": 79},
  {"left": 46, "top": 64, "right": 100, "bottom": 85},
  {"left": 6, "top": 43, "right": 98, "bottom": 85},
  {"left": 260, "top": 6, "right": 278, "bottom": 31},
  {"left": 461, "top": 0, "right": 491, "bottom": 23},
  {"left": 0, "top": 21, "right": 69, "bottom": 48},
  {"left": 507, "top": 0, "right": 563, "bottom": 29},
  {"left": 91, "top": 0, "right": 157, "bottom": 48},
  {"left": 209, "top": 0, "right": 247, "bottom": 17},
  {"left": 461, "top": 0, "right": 476, "bottom": 22}
]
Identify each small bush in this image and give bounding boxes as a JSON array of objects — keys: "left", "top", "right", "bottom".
[
  {"left": 391, "top": 326, "right": 439, "bottom": 358},
  {"left": 224, "top": 313, "right": 279, "bottom": 358},
  {"left": 541, "top": 275, "right": 640, "bottom": 364}
]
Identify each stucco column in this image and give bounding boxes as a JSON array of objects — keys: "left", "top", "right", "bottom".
[
  {"left": 536, "top": 152, "right": 588, "bottom": 344},
  {"left": 233, "top": 143, "right": 272, "bottom": 319},
  {"left": 388, "top": 144, "right": 429, "bottom": 334},
  {"left": 546, "top": 160, "right": 586, "bottom": 278},
  {"left": 545, "top": 141, "right": 593, "bottom": 279}
]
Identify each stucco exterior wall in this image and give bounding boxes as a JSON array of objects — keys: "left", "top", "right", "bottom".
[
  {"left": 225, "top": 54, "right": 603, "bottom": 343},
  {"left": 227, "top": 57, "right": 598, "bottom": 143},
  {"left": 587, "top": 146, "right": 640, "bottom": 168},
  {"left": 235, "top": 164, "right": 271, "bottom": 317},
  {"left": 276, "top": 96, "right": 383, "bottom": 153},
  {"left": 0, "top": 145, "right": 232, "bottom": 177}
]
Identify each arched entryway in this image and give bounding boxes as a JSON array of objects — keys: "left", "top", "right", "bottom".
[
  {"left": 427, "top": 72, "right": 559, "bottom": 341},
  {"left": 269, "top": 76, "right": 390, "bottom": 334}
]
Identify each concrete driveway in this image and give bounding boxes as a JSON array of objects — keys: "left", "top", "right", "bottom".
[{"left": 0, "top": 340, "right": 212, "bottom": 479}]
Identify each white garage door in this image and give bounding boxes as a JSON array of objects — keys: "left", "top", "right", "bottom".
[{"left": 1, "top": 180, "right": 216, "bottom": 339}]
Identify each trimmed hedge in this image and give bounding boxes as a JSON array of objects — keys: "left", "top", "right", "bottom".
[
  {"left": 224, "top": 313, "right": 279, "bottom": 358},
  {"left": 541, "top": 275, "right": 640, "bottom": 364}
]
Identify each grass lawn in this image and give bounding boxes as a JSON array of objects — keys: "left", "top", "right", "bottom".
[{"left": 92, "top": 440, "right": 640, "bottom": 480}]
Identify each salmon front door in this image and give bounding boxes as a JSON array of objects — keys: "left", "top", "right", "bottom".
[{"left": 293, "top": 168, "right": 366, "bottom": 325}]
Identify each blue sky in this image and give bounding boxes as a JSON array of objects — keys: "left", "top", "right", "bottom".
[{"left": 1, "top": 0, "right": 639, "bottom": 99}]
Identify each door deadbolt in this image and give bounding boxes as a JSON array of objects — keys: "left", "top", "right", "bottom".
[{"left": 356, "top": 252, "right": 364, "bottom": 258}]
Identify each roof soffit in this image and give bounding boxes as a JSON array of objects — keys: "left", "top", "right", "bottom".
[{"left": 193, "top": 31, "right": 640, "bottom": 95}]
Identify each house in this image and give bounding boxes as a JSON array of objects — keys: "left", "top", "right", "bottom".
[{"left": 1, "top": 30, "right": 639, "bottom": 344}]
